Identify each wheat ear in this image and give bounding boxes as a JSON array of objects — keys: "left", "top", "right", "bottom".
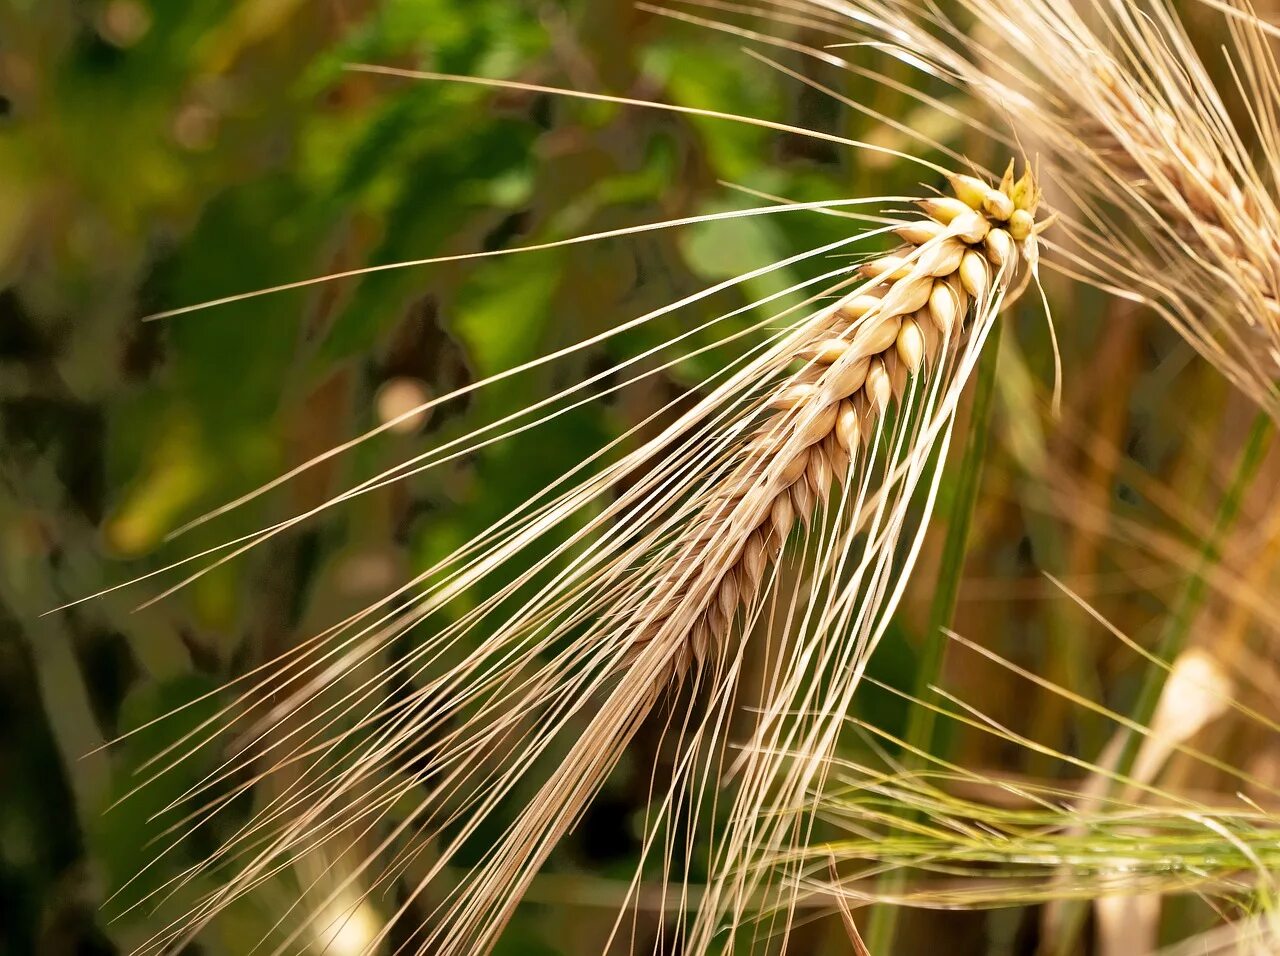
[
  {"left": 638, "top": 165, "right": 1048, "bottom": 678},
  {"left": 1087, "top": 57, "right": 1280, "bottom": 361},
  {"left": 113, "top": 162, "right": 1048, "bottom": 956}
]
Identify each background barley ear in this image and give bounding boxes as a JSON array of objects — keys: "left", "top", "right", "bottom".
[{"left": 787, "top": 0, "right": 1280, "bottom": 418}]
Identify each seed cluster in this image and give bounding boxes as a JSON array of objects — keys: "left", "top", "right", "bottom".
[
  {"left": 1094, "top": 65, "right": 1280, "bottom": 357},
  {"left": 641, "top": 165, "right": 1047, "bottom": 672}
]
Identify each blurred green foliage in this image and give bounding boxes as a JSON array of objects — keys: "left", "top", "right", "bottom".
[{"left": 0, "top": 2, "right": 941, "bottom": 953}]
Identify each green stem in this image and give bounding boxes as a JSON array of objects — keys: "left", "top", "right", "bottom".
[
  {"left": 1118, "top": 410, "right": 1271, "bottom": 768},
  {"left": 1047, "top": 409, "right": 1271, "bottom": 956},
  {"left": 865, "top": 320, "right": 1004, "bottom": 953}
]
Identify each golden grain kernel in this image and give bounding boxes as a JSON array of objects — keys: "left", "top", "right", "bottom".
[
  {"left": 982, "top": 188, "right": 1015, "bottom": 221},
  {"left": 770, "top": 382, "right": 815, "bottom": 410},
  {"left": 918, "top": 196, "right": 973, "bottom": 225},
  {"left": 851, "top": 314, "right": 902, "bottom": 354},
  {"left": 1011, "top": 168, "right": 1039, "bottom": 213},
  {"left": 837, "top": 294, "right": 883, "bottom": 322},
  {"left": 798, "top": 402, "right": 839, "bottom": 446},
  {"left": 865, "top": 358, "right": 892, "bottom": 410},
  {"left": 803, "top": 338, "right": 850, "bottom": 364},
  {"left": 823, "top": 355, "right": 871, "bottom": 400},
  {"left": 835, "top": 400, "right": 860, "bottom": 451},
  {"left": 896, "top": 317, "right": 926, "bottom": 372},
  {"left": 949, "top": 173, "right": 988, "bottom": 209},
  {"left": 806, "top": 443, "right": 833, "bottom": 500},
  {"left": 918, "top": 237, "right": 966, "bottom": 276},
  {"left": 778, "top": 451, "right": 809, "bottom": 487},
  {"left": 787, "top": 482, "right": 811, "bottom": 531},
  {"left": 859, "top": 254, "right": 912, "bottom": 281},
  {"left": 896, "top": 220, "right": 945, "bottom": 246},
  {"left": 1008, "top": 208, "right": 1035, "bottom": 241},
  {"left": 743, "top": 532, "right": 767, "bottom": 583},
  {"left": 949, "top": 209, "right": 991, "bottom": 244},
  {"left": 879, "top": 274, "right": 933, "bottom": 317},
  {"left": 716, "top": 575, "right": 738, "bottom": 620},
  {"left": 984, "top": 228, "right": 1016, "bottom": 267},
  {"left": 927, "top": 281, "right": 959, "bottom": 336},
  {"left": 959, "top": 249, "right": 989, "bottom": 297},
  {"left": 794, "top": 361, "right": 824, "bottom": 385}
]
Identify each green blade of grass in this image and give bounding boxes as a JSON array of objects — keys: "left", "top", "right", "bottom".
[
  {"left": 865, "top": 319, "right": 1004, "bottom": 952},
  {"left": 1046, "top": 409, "right": 1273, "bottom": 956}
]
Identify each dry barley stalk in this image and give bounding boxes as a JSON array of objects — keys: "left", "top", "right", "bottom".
[{"left": 112, "top": 162, "right": 1048, "bottom": 956}]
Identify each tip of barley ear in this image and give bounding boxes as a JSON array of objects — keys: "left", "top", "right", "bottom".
[
  {"left": 998, "top": 158, "right": 1016, "bottom": 194},
  {"left": 1010, "top": 167, "right": 1040, "bottom": 214},
  {"left": 949, "top": 173, "right": 988, "bottom": 210},
  {"left": 918, "top": 196, "right": 971, "bottom": 225}
]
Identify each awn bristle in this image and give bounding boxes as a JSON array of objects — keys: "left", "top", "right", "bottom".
[{"left": 635, "top": 163, "right": 1048, "bottom": 680}]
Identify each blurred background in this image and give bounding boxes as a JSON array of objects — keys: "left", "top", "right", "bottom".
[{"left": 2, "top": 1, "right": 1278, "bottom": 954}]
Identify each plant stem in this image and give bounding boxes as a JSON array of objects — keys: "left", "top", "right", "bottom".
[
  {"left": 1047, "top": 409, "right": 1272, "bottom": 956},
  {"left": 865, "top": 320, "right": 1004, "bottom": 953},
  {"left": 1118, "top": 410, "right": 1272, "bottom": 768}
]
